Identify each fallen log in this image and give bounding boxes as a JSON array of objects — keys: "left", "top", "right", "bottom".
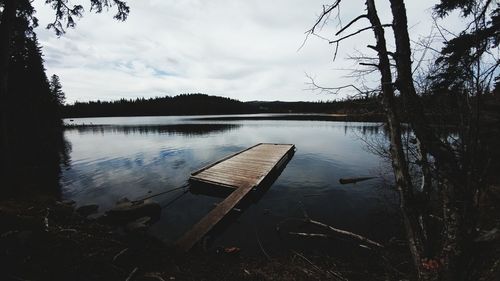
[{"left": 339, "top": 176, "right": 377, "bottom": 184}]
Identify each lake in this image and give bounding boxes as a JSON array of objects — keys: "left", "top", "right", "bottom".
[{"left": 62, "top": 115, "right": 400, "bottom": 256}]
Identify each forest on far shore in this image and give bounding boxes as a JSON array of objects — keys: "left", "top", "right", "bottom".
[
  {"left": 61, "top": 93, "right": 383, "bottom": 117},
  {"left": 63, "top": 91, "right": 500, "bottom": 121}
]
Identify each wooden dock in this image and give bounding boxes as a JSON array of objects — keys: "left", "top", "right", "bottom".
[{"left": 175, "top": 143, "right": 295, "bottom": 252}]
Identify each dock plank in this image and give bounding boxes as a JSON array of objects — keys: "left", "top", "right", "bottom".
[{"left": 176, "top": 143, "right": 295, "bottom": 251}]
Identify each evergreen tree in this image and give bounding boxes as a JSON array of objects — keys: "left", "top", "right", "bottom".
[
  {"left": 431, "top": 0, "right": 499, "bottom": 93},
  {"left": 49, "top": 74, "right": 66, "bottom": 106},
  {"left": 0, "top": 0, "right": 130, "bottom": 195},
  {"left": 4, "top": 11, "right": 66, "bottom": 195}
]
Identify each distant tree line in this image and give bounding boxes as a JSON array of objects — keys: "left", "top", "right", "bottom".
[
  {"left": 62, "top": 93, "right": 383, "bottom": 118},
  {"left": 63, "top": 91, "right": 500, "bottom": 125},
  {"left": 64, "top": 94, "right": 253, "bottom": 117}
]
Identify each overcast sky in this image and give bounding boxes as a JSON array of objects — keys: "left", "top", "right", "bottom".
[{"left": 33, "top": 0, "right": 452, "bottom": 103}]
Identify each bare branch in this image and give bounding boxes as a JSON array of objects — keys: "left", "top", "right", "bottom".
[
  {"left": 307, "top": 1, "right": 342, "bottom": 35},
  {"left": 431, "top": 14, "right": 456, "bottom": 42},
  {"left": 367, "top": 44, "right": 378, "bottom": 52},
  {"left": 335, "top": 14, "right": 368, "bottom": 36},
  {"left": 329, "top": 24, "right": 392, "bottom": 44},
  {"left": 307, "top": 219, "right": 384, "bottom": 248},
  {"left": 333, "top": 41, "right": 339, "bottom": 61},
  {"left": 299, "top": 0, "right": 342, "bottom": 50},
  {"left": 463, "top": 0, "right": 493, "bottom": 31},
  {"left": 305, "top": 73, "right": 372, "bottom": 96},
  {"left": 278, "top": 202, "right": 384, "bottom": 249},
  {"left": 279, "top": 216, "right": 384, "bottom": 248},
  {"left": 410, "top": 39, "right": 441, "bottom": 54},
  {"left": 359, "top": 62, "right": 380, "bottom": 68}
]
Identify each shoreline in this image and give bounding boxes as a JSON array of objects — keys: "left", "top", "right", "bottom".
[
  {"left": 191, "top": 113, "right": 385, "bottom": 122},
  {"left": 0, "top": 198, "right": 409, "bottom": 281},
  {"left": 63, "top": 113, "right": 386, "bottom": 126}
]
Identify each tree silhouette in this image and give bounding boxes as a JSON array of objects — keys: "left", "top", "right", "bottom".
[
  {"left": 0, "top": 5, "right": 69, "bottom": 195},
  {"left": 307, "top": 0, "right": 499, "bottom": 280},
  {"left": 44, "top": 0, "right": 129, "bottom": 35},
  {"left": 49, "top": 74, "right": 66, "bottom": 106},
  {"left": 61, "top": 93, "right": 381, "bottom": 118},
  {"left": 431, "top": 0, "right": 499, "bottom": 93},
  {"left": 0, "top": 0, "right": 130, "bottom": 195}
]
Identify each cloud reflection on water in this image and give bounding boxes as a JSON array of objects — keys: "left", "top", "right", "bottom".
[{"left": 61, "top": 118, "right": 397, "bottom": 254}]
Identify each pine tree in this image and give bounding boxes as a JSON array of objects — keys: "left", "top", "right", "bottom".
[{"left": 49, "top": 74, "right": 65, "bottom": 106}]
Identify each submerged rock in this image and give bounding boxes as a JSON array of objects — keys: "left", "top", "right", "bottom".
[
  {"left": 61, "top": 200, "right": 76, "bottom": 206},
  {"left": 116, "top": 197, "right": 131, "bottom": 205},
  {"left": 76, "top": 204, "right": 99, "bottom": 218},
  {"left": 125, "top": 216, "right": 152, "bottom": 232},
  {"left": 105, "top": 199, "right": 161, "bottom": 224}
]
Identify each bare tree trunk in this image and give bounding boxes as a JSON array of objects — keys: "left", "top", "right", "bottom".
[
  {"left": 308, "top": 1, "right": 482, "bottom": 279},
  {"left": 365, "top": 1, "right": 431, "bottom": 279},
  {"left": 388, "top": 0, "right": 469, "bottom": 280},
  {"left": 387, "top": 0, "right": 458, "bottom": 175},
  {"left": 416, "top": 138, "right": 434, "bottom": 257}
]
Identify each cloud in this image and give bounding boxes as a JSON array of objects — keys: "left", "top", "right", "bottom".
[{"left": 33, "top": 0, "right": 459, "bottom": 103}]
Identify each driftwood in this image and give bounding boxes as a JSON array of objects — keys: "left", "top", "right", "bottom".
[
  {"left": 283, "top": 219, "right": 383, "bottom": 248},
  {"left": 125, "top": 267, "right": 138, "bottom": 281},
  {"left": 288, "top": 232, "right": 331, "bottom": 238},
  {"left": 338, "top": 177, "right": 377, "bottom": 184},
  {"left": 307, "top": 219, "right": 383, "bottom": 248},
  {"left": 59, "top": 228, "right": 77, "bottom": 233},
  {"left": 112, "top": 248, "right": 128, "bottom": 262},
  {"left": 278, "top": 202, "right": 384, "bottom": 249},
  {"left": 278, "top": 216, "right": 384, "bottom": 248}
]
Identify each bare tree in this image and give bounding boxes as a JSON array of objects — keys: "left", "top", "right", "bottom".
[{"left": 306, "top": 1, "right": 499, "bottom": 280}]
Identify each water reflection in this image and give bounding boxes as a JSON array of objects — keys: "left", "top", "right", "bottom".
[
  {"left": 2, "top": 126, "right": 71, "bottom": 198},
  {"left": 61, "top": 117, "right": 398, "bottom": 255},
  {"left": 65, "top": 123, "right": 240, "bottom": 136},
  {"left": 344, "top": 124, "right": 382, "bottom": 136}
]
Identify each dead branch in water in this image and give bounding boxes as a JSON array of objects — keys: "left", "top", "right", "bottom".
[
  {"left": 112, "top": 248, "right": 128, "bottom": 263},
  {"left": 282, "top": 218, "right": 383, "bottom": 248},
  {"left": 277, "top": 202, "right": 384, "bottom": 249},
  {"left": 289, "top": 232, "right": 332, "bottom": 239},
  {"left": 307, "top": 219, "right": 383, "bottom": 248},
  {"left": 125, "top": 267, "right": 138, "bottom": 281}
]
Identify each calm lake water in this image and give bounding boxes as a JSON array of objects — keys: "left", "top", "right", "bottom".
[{"left": 62, "top": 115, "right": 400, "bottom": 256}]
